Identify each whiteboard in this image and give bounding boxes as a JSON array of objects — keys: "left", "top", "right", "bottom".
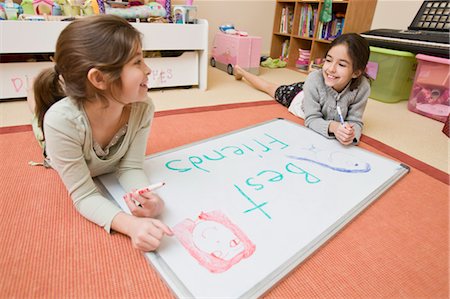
[{"left": 96, "top": 118, "right": 409, "bottom": 298}]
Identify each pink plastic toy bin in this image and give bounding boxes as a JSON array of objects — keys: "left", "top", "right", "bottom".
[{"left": 408, "top": 54, "right": 450, "bottom": 122}]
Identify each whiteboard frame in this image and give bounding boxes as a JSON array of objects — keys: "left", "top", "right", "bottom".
[{"left": 96, "top": 118, "right": 410, "bottom": 299}]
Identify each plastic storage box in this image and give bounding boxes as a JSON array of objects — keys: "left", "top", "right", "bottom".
[
  {"left": 368, "top": 46, "right": 417, "bottom": 103},
  {"left": 408, "top": 54, "right": 449, "bottom": 122}
]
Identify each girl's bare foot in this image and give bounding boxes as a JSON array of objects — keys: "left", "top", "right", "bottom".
[{"left": 234, "top": 65, "right": 243, "bottom": 80}]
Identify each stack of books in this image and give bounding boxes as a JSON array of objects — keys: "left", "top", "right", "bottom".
[{"left": 296, "top": 48, "right": 310, "bottom": 71}]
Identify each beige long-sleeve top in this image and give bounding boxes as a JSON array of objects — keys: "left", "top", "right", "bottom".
[{"left": 44, "top": 97, "right": 154, "bottom": 232}]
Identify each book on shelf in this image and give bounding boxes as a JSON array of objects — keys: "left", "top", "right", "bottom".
[
  {"left": 298, "top": 3, "right": 318, "bottom": 38},
  {"left": 316, "top": 13, "right": 345, "bottom": 40},
  {"left": 279, "top": 5, "right": 294, "bottom": 34},
  {"left": 281, "top": 39, "right": 290, "bottom": 60}
]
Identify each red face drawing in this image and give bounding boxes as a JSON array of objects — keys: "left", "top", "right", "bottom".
[
  {"left": 192, "top": 220, "right": 245, "bottom": 261},
  {"left": 173, "top": 210, "right": 256, "bottom": 273}
]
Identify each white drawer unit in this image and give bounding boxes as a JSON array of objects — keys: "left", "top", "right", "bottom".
[
  {"left": 0, "top": 19, "right": 208, "bottom": 100},
  {"left": 146, "top": 51, "right": 199, "bottom": 89},
  {"left": 0, "top": 61, "right": 52, "bottom": 99}
]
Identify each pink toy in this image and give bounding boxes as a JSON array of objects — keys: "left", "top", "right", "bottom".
[
  {"left": 210, "top": 32, "right": 262, "bottom": 76},
  {"left": 155, "top": 0, "right": 170, "bottom": 20},
  {"left": 33, "top": 0, "right": 53, "bottom": 15}
]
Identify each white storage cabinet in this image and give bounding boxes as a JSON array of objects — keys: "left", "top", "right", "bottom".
[{"left": 0, "top": 19, "right": 209, "bottom": 100}]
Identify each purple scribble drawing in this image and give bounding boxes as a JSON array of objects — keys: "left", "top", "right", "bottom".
[
  {"left": 287, "top": 145, "right": 371, "bottom": 173},
  {"left": 172, "top": 210, "right": 256, "bottom": 273}
]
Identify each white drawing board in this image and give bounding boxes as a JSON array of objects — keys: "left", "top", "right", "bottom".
[{"left": 96, "top": 118, "right": 409, "bottom": 298}]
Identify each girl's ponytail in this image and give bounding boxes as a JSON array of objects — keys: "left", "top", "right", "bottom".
[{"left": 33, "top": 67, "right": 66, "bottom": 131}]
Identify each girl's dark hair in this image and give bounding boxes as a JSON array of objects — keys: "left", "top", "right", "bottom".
[
  {"left": 327, "top": 33, "right": 371, "bottom": 91},
  {"left": 33, "top": 14, "right": 142, "bottom": 130}
]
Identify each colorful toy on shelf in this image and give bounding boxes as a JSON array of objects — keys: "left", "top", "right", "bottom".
[
  {"left": 129, "top": 0, "right": 144, "bottom": 6},
  {"left": 146, "top": 1, "right": 167, "bottom": 22},
  {"left": 154, "top": 0, "right": 170, "bottom": 21},
  {"left": 96, "top": 0, "right": 105, "bottom": 14},
  {"left": 146, "top": 1, "right": 166, "bottom": 16},
  {"left": 82, "top": 0, "right": 94, "bottom": 15},
  {"left": 54, "top": 0, "right": 88, "bottom": 16},
  {"left": 106, "top": 0, "right": 129, "bottom": 8},
  {"left": 0, "top": 6, "right": 6, "bottom": 20},
  {"left": 1, "top": 0, "right": 23, "bottom": 20},
  {"left": 21, "top": 0, "right": 35, "bottom": 14},
  {"left": 105, "top": 1, "right": 167, "bottom": 20},
  {"left": 33, "top": 0, "right": 54, "bottom": 15},
  {"left": 173, "top": 5, "right": 196, "bottom": 24},
  {"left": 52, "top": 1, "right": 62, "bottom": 15}
]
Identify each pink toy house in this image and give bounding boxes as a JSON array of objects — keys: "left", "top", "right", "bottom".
[
  {"left": 210, "top": 32, "right": 262, "bottom": 75},
  {"left": 33, "top": 0, "right": 53, "bottom": 15}
]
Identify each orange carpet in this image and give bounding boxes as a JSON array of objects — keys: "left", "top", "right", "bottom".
[{"left": 0, "top": 101, "right": 448, "bottom": 298}]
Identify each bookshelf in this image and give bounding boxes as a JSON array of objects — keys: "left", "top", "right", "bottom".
[{"left": 270, "top": 0, "right": 377, "bottom": 73}]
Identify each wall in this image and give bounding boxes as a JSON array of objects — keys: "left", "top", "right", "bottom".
[
  {"left": 173, "top": 0, "right": 422, "bottom": 56},
  {"left": 371, "top": 0, "right": 423, "bottom": 30},
  {"left": 173, "top": 0, "right": 275, "bottom": 55}
]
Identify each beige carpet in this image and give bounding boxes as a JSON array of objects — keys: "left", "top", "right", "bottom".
[{"left": 0, "top": 66, "right": 448, "bottom": 173}]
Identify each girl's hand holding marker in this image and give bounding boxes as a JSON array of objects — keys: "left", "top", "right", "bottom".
[
  {"left": 123, "top": 182, "right": 166, "bottom": 218},
  {"left": 335, "top": 106, "right": 355, "bottom": 145},
  {"left": 122, "top": 181, "right": 172, "bottom": 252}
]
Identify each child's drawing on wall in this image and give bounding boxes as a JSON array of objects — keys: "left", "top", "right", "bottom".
[{"left": 173, "top": 210, "right": 256, "bottom": 273}]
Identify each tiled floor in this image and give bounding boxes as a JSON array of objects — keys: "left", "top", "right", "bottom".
[{"left": 1, "top": 66, "right": 448, "bottom": 173}]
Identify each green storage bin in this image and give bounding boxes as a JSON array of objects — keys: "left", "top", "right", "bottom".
[{"left": 368, "top": 46, "right": 417, "bottom": 103}]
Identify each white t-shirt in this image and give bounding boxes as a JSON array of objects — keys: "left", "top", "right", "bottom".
[{"left": 287, "top": 90, "right": 305, "bottom": 119}]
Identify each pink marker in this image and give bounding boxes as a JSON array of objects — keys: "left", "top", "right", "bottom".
[{"left": 136, "top": 182, "right": 166, "bottom": 195}]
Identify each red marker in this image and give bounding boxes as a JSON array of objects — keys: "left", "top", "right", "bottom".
[{"left": 136, "top": 182, "right": 166, "bottom": 195}]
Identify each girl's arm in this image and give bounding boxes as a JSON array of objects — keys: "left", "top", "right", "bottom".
[{"left": 116, "top": 99, "right": 164, "bottom": 218}]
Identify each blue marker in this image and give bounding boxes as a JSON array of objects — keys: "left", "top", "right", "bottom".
[{"left": 336, "top": 106, "right": 345, "bottom": 126}]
